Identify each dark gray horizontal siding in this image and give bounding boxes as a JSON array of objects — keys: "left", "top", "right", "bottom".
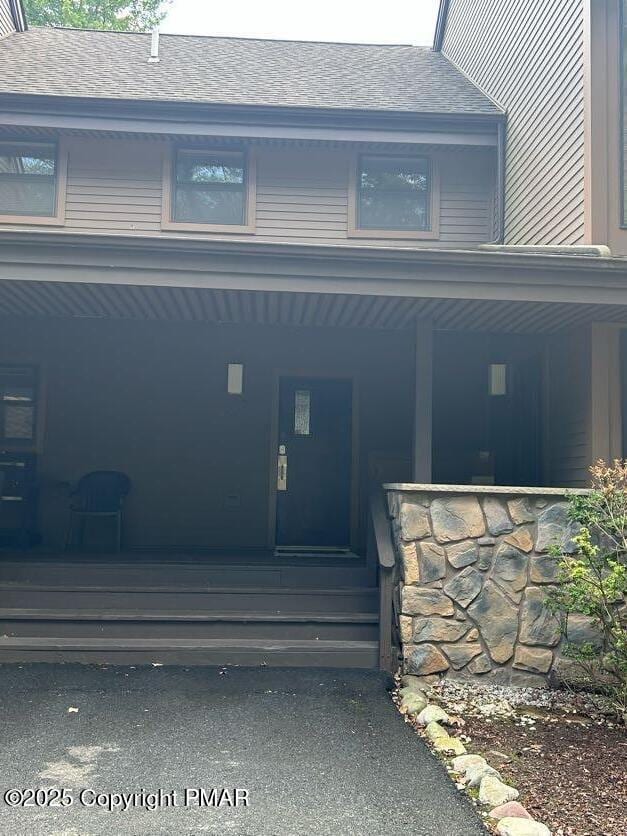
[{"left": 442, "top": 0, "right": 585, "bottom": 245}]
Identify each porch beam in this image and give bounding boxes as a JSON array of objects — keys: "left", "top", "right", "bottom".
[{"left": 1, "top": 250, "right": 627, "bottom": 308}]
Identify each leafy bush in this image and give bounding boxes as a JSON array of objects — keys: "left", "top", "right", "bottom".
[{"left": 547, "top": 460, "right": 627, "bottom": 720}]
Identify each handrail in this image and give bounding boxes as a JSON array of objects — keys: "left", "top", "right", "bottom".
[
  {"left": 369, "top": 489, "right": 398, "bottom": 673},
  {"left": 370, "top": 490, "right": 396, "bottom": 569}
]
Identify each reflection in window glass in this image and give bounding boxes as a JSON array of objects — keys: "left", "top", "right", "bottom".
[
  {"left": 0, "top": 143, "right": 57, "bottom": 216},
  {"left": 358, "top": 155, "right": 430, "bottom": 231},
  {"left": 0, "top": 366, "right": 38, "bottom": 443},
  {"left": 173, "top": 150, "right": 246, "bottom": 225},
  {"left": 4, "top": 406, "right": 34, "bottom": 439},
  {"left": 294, "top": 390, "right": 311, "bottom": 436}
]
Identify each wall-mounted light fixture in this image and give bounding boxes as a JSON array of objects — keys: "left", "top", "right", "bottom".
[
  {"left": 489, "top": 363, "right": 507, "bottom": 396},
  {"left": 227, "top": 363, "right": 244, "bottom": 395}
]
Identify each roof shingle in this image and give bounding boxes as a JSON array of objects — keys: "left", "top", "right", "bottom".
[{"left": 0, "top": 27, "right": 501, "bottom": 116}]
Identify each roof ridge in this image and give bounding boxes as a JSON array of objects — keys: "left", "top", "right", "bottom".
[{"left": 33, "top": 25, "right": 422, "bottom": 49}]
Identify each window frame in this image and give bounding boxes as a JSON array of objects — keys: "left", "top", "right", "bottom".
[
  {"left": 162, "top": 146, "right": 256, "bottom": 234},
  {"left": 348, "top": 152, "right": 440, "bottom": 240},
  {"left": 0, "top": 139, "right": 67, "bottom": 226}
]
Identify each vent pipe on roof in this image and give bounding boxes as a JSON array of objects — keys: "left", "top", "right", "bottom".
[{"left": 148, "top": 29, "right": 160, "bottom": 63}]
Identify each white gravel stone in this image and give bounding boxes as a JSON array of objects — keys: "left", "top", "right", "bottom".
[{"left": 451, "top": 754, "right": 487, "bottom": 774}]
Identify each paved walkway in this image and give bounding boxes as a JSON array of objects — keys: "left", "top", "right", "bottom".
[{"left": 0, "top": 665, "right": 485, "bottom": 835}]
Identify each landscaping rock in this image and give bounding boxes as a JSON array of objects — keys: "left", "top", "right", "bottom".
[
  {"left": 479, "top": 775, "right": 519, "bottom": 806},
  {"left": 400, "top": 691, "right": 428, "bottom": 716},
  {"left": 513, "top": 646, "right": 553, "bottom": 674},
  {"left": 444, "top": 566, "right": 483, "bottom": 608},
  {"left": 431, "top": 495, "right": 485, "bottom": 543},
  {"left": 492, "top": 543, "right": 529, "bottom": 594},
  {"left": 489, "top": 802, "right": 533, "bottom": 821},
  {"left": 536, "top": 503, "right": 579, "bottom": 553},
  {"left": 399, "top": 499, "right": 431, "bottom": 540},
  {"left": 465, "top": 763, "right": 502, "bottom": 788},
  {"left": 507, "top": 498, "right": 536, "bottom": 525},
  {"left": 451, "top": 754, "right": 486, "bottom": 774},
  {"left": 446, "top": 540, "right": 479, "bottom": 569},
  {"left": 519, "top": 587, "right": 561, "bottom": 647},
  {"left": 442, "top": 642, "right": 483, "bottom": 670},
  {"left": 433, "top": 735, "right": 466, "bottom": 756},
  {"left": 468, "top": 581, "right": 519, "bottom": 663},
  {"left": 400, "top": 673, "right": 439, "bottom": 692},
  {"left": 425, "top": 720, "right": 449, "bottom": 741},
  {"left": 412, "top": 617, "right": 468, "bottom": 643},
  {"left": 404, "top": 644, "right": 450, "bottom": 675},
  {"left": 402, "top": 587, "right": 455, "bottom": 617},
  {"left": 418, "top": 541, "right": 447, "bottom": 583},
  {"left": 504, "top": 527, "right": 535, "bottom": 553},
  {"left": 496, "top": 818, "right": 551, "bottom": 836},
  {"left": 416, "top": 704, "right": 451, "bottom": 726},
  {"left": 398, "top": 542, "right": 420, "bottom": 584},
  {"left": 484, "top": 497, "right": 514, "bottom": 535}
]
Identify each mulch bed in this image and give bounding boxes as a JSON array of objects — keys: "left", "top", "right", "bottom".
[{"left": 462, "top": 711, "right": 627, "bottom": 836}]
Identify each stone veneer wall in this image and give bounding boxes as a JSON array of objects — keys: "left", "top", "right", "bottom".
[{"left": 386, "top": 485, "right": 585, "bottom": 687}]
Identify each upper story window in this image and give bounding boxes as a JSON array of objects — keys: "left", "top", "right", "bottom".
[
  {"left": 0, "top": 142, "right": 59, "bottom": 219},
  {"left": 349, "top": 154, "right": 439, "bottom": 239},
  {"left": 163, "top": 148, "right": 256, "bottom": 233}
]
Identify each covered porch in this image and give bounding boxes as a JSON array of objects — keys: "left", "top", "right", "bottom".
[{"left": 0, "top": 237, "right": 626, "bottom": 666}]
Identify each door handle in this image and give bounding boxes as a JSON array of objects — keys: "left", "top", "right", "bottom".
[{"left": 277, "top": 445, "right": 287, "bottom": 491}]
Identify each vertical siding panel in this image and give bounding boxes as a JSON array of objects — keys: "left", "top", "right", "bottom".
[
  {"left": 442, "top": 0, "right": 585, "bottom": 245},
  {"left": 0, "top": 0, "right": 15, "bottom": 38}
]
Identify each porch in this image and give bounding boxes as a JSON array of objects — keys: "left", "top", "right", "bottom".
[{"left": 0, "top": 240, "right": 625, "bottom": 668}]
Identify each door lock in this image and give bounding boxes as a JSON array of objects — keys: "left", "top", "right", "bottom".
[{"left": 277, "top": 444, "right": 288, "bottom": 491}]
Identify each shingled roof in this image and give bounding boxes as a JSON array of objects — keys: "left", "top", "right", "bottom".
[{"left": 0, "top": 27, "right": 502, "bottom": 116}]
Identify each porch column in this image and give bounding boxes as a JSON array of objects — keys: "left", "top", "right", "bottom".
[
  {"left": 591, "top": 322, "right": 623, "bottom": 462},
  {"left": 412, "top": 318, "right": 433, "bottom": 482}
]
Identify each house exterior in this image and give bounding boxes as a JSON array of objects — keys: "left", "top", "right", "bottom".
[{"left": 0, "top": 0, "right": 625, "bottom": 680}]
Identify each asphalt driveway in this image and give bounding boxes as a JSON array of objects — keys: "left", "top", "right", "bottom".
[{"left": 0, "top": 665, "right": 485, "bottom": 836}]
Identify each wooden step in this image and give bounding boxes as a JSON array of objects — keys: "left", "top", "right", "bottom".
[
  {"left": 0, "top": 586, "right": 379, "bottom": 613},
  {"left": 0, "top": 636, "right": 380, "bottom": 668},
  {"left": 0, "top": 609, "right": 379, "bottom": 640}
]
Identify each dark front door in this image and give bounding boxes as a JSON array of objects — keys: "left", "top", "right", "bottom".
[{"left": 275, "top": 377, "right": 352, "bottom": 551}]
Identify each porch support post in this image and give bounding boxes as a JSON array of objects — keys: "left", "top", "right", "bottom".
[
  {"left": 413, "top": 318, "right": 433, "bottom": 483},
  {"left": 591, "top": 322, "right": 623, "bottom": 462}
]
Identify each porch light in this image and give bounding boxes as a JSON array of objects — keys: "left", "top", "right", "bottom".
[
  {"left": 489, "top": 363, "right": 507, "bottom": 396},
  {"left": 227, "top": 363, "right": 244, "bottom": 395}
]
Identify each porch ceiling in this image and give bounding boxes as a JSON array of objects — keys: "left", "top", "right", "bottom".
[{"left": 0, "top": 279, "right": 626, "bottom": 333}]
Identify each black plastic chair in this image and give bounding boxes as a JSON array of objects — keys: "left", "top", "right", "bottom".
[{"left": 65, "top": 471, "right": 131, "bottom": 552}]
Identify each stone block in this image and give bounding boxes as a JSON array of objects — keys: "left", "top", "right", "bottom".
[
  {"left": 529, "top": 554, "right": 560, "bottom": 584},
  {"left": 507, "top": 497, "right": 536, "bottom": 525},
  {"left": 492, "top": 543, "right": 529, "bottom": 594},
  {"left": 442, "top": 642, "right": 483, "bottom": 670},
  {"left": 536, "top": 503, "right": 580, "bottom": 553},
  {"left": 478, "top": 546, "right": 494, "bottom": 572},
  {"left": 404, "top": 643, "right": 450, "bottom": 675},
  {"left": 418, "top": 541, "right": 447, "bottom": 583},
  {"left": 399, "top": 615, "right": 413, "bottom": 643},
  {"left": 398, "top": 541, "right": 420, "bottom": 585},
  {"left": 467, "top": 581, "right": 519, "bottom": 663},
  {"left": 399, "top": 499, "right": 431, "bottom": 540},
  {"left": 483, "top": 497, "right": 514, "bottom": 535},
  {"left": 564, "top": 613, "right": 603, "bottom": 649},
  {"left": 513, "top": 645, "right": 553, "bottom": 674},
  {"left": 519, "top": 587, "right": 561, "bottom": 647},
  {"left": 446, "top": 540, "right": 478, "bottom": 569},
  {"left": 431, "top": 495, "right": 485, "bottom": 543},
  {"left": 504, "top": 527, "right": 534, "bottom": 553},
  {"left": 412, "top": 617, "right": 469, "bottom": 643},
  {"left": 444, "top": 566, "right": 483, "bottom": 608},
  {"left": 401, "top": 586, "right": 455, "bottom": 617},
  {"left": 467, "top": 653, "right": 492, "bottom": 674}
]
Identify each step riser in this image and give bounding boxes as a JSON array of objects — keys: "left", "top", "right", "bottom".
[
  {"left": 0, "top": 590, "right": 379, "bottom": 612},
  {"left": 0, "top": 648, "right": 379, "bottom": 667},
  {"left": 0, "top": 620, "right": 379, "bottom": 641}
]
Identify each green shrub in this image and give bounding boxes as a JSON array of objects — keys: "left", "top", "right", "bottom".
[{"left": 547, "top": 460, "right": 627, "bottom": 720}]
